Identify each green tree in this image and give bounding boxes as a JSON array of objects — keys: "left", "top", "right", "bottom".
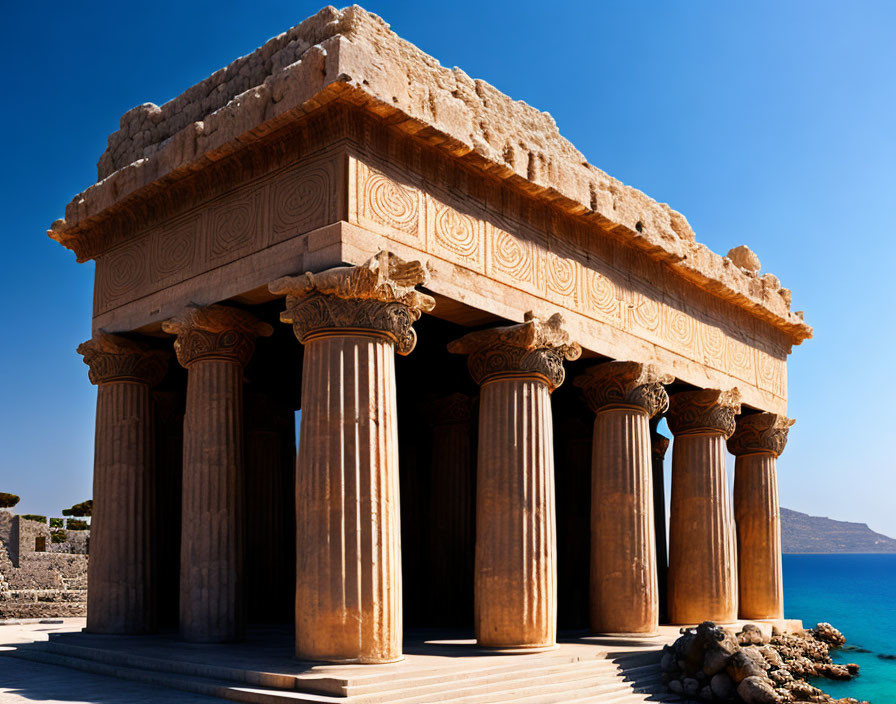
[
  {"left": 0, "top": 492, "right": 20, "bottom": 509},
  {"left": 62, "top": 500, "right": 92, "bottom": 517}
]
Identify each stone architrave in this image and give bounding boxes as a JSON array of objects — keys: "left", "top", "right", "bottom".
[
  {"left": 666, "top": 388, "right": 742, "bottom": 624},
  {"left": 650, "top": 426, "right": 671, "bottom": 623},
  {"left": 269, "top": 250, "right": 435, "bottom": 664},
  {"left": 448, "top": 312, "right": 581, "bottom": 650},
  {"left": 728, "top": 412, "right": 794, "bottom": 620},
  {"left": 162, "top": 305, "right": 272, "bottom": 643},
  {"left": 575, "top": 361, "right": 672, "bottom": 634},
  {"left": 78, "top": 333, "right": 168, "bottom": 634}
]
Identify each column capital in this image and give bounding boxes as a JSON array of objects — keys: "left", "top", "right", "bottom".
[
  {"left": 162, "top": 304, "right": 272, "bottom": 368},
  {"left": 574, "top": 361, "right": 672, "bottom": 417},
  {"left": 651, "top": 432, "right": 670, "bottom": 461},
  {"left": 447, "top": 312, "right": 582, "bottom": 391},
  {"left": 728, "top": 412, "right": 795, "bottom": 458},
  {"left": 269, "top": 251, "right": 436, "bottom": 355},
  {"left": 78, "top": 332, "right": 168, "bottom": 386},
  {"left": 667, "top": 388, "right": 742, "bottom": 438},
  {"left": 428, "top": 393, "right": 474, "bottom": 426}
]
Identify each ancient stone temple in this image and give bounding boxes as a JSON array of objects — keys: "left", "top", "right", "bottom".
[{"left": 51, "top": 4, "right": 810, "bottom": 670}]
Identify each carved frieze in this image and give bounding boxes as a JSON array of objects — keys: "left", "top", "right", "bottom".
[
  {"left": 447, "top": 312, "right": 582, "bottom": 391},
  {"left": 727, "top": 413, "right": 794, "bottom": 458},
  {"left": 162, "top": 305, "right": 273, "bottom": 368},
  {"left": 269, "top": 251, "right": 436, "bottom": 355},
  {"left": 77, "top": 332, "right": 169, "bottom": 386},
  {"left": 349, "top": 153, "right": 789, "bottom": 402},
  {"left": 575, "top": 361, "right": 673, "bottom": 418},
  {"left": 667, "top": 388, "right": 742, "bottom": 438},
  {"left": 94, "top": 154, "right": 339, "bottom": 315}
]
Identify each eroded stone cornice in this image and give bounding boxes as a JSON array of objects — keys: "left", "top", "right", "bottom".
[{"left": 48, "top": 5, "right": 812, "bottom": 345}]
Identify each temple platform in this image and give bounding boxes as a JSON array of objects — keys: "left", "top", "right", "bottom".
[{"left": 3, "top": 619, "right": 802, "bottom": 703}]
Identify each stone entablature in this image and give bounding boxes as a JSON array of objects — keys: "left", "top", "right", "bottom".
[
  {"left": 73, "top": 114, "right": 794, "bottom": 412},
  {"left": 48, "top": 5, "right": 809, "bottom": 350}
]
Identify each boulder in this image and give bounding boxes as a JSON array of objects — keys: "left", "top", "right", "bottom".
[
  {"left": 737, "top": 676, "right": 781, "bottom": 704},
  {"left": 727, "top": 245, "right": 761, "bottom": 273},
  {"left": 738, "top": 623, "right": 767, "bottom": 645},
  {"left": 813, "top": 623, "right": 846, "bottom": 647},
  {"left": 710, "top": 671, "right": 736, "bottom": 699}
]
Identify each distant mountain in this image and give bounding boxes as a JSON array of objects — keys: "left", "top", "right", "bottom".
[{"left": 781, "top": 507, "right": 896, "bottom": 553}]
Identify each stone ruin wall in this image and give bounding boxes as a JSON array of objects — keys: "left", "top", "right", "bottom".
[{"left": 0, "top": 512, "right": 88, "bottom": 619}]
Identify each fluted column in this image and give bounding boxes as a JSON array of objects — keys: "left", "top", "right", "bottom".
[
  {"left": 575, "top": 362, "right": 672, "bottom": 634},
  {"left": 246, "top": 393, "right": 296, "bottom": 623},
  {"left": 163, "top": 305, "right": 272, "bottom": 643},
  {"left": 270, "top": 251, "right": 435, "bottom": 663},
  {"left": 667, "top": 388, "right": 741, "bottom": 624},
  {"left": 729, "top": 413, "right": 794, "bottom": 620},
  {"left": 78, "top": 333, "right": 168, "bottom": 634},
  {"left": 449, "top": 313, "right": 581, "bottom": 650},
  {"left": 650, "top": 426, "right": 670, "bottom": 623},
  {"left": 427, "top": 393, "right": 476, "bottom": 626}
]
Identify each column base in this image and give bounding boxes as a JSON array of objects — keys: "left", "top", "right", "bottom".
[
  {"left": 296, "top": 654, "right": 406, "bottom": 665},
  {"left": 477, "top": 643, "right": 559, "bottom": 655},
  {"left": 591, "top": 630, "right": 660, "bottom": 638}
]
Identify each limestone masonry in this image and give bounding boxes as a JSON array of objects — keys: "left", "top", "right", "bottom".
[{"left": 43, "top": 4, "right": 812, "bottom": 698}]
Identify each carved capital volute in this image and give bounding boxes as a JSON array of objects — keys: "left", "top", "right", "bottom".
[
  {"left": 727, "top": 413, "right": 794, "bottom": 458},
  {"left": 651, "top": 432, "right": 670, "bottom": 461},
  {"left": 667, "top": 388, "right": 742, "bottom": 438},
  {"left": 447, "top": 312, "right": 582, "bottom": 392},
  {"left": 161, "top": 304, "right": 273, "bottom": 368},
  {"left": 77, "top": 332, "right": 169, "bottom": 386},
  {"left": 574, "top": 361, "right": 673, "bottom": 418},
  {"left": 269, "top": 251, "right": 436, "bottom": 356}
]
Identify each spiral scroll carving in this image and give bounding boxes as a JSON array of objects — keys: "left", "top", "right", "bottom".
[
  {"left": 162, "top": 304, "right": 273, "bottom": 368},
  {"left": 270, "top": 251, "right": 436, "bottom": 356},
  {"left": 667, "top": 388, "right": 742, "bottom": 438},
  {"left": 448, "top": 312, "right": 582, "bottom": 391},
  {"left": 727, "top": 412, "right": 794, "bottom": 458},
  {"left": 574, "top": 361, "right": 673, "bottom": 418},
  {"left": 77, "top": 332, "right": 169, "bottom": 386}
]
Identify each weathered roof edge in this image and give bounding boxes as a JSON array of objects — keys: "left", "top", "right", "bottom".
[{"left": 47, "top": 5, "right": 812, "bottom": 344}]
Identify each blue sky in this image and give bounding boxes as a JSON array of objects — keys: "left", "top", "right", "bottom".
[{"left": 1, "top": 1, "right": 894, "bottom": 535}]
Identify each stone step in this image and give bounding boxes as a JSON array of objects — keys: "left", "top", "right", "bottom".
[
  {"left": 8, "top": 643, "right": 644, "bottom": 704},
  {"left": 41, "top": 638, "right": 617, "bottom": 698},
  {"left": 347, "top": 657, "right": 619, "bottom": 699},
  {"left": 5, "top": 646, "right": 344, "bottom": 703},
  {"left": 385, "top": 663, "right": 629, "bottom": 703}
]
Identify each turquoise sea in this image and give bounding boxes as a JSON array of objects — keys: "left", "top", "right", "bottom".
[{"left": 784, "top": 554, "right": 896, "bottom": 703}]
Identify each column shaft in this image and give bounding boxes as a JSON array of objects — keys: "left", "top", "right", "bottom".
[
  {"left": 428, "top": 396, "right": 475, "bottom": 626},
  {"left": 296, "top": 333, "right": 402, "bottom": 663},
  {"left": 179, "top": 359, "right": 245, "bottom": 642},
  {"left": 590, "top": 407, "right": 657, "bottom": 633},
  {"left": 668, "top": 433, "right": 738, "bottom": 623},
  {"left": 734, "top": 453, "right": 783, "bottom": 619},
  {"left": 651, "top": 433, "right": 670, "bottom": 624},
  {"left": 88, "top": 380, "right": 155, "bottom": 633},
  {"left": 476, "top": 377, "right": 556, "bottom": 649}
]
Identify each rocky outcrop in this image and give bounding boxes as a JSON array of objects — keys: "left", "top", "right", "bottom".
[{"left": 661, "top": 621, "right": 867, "bottom": 704}]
